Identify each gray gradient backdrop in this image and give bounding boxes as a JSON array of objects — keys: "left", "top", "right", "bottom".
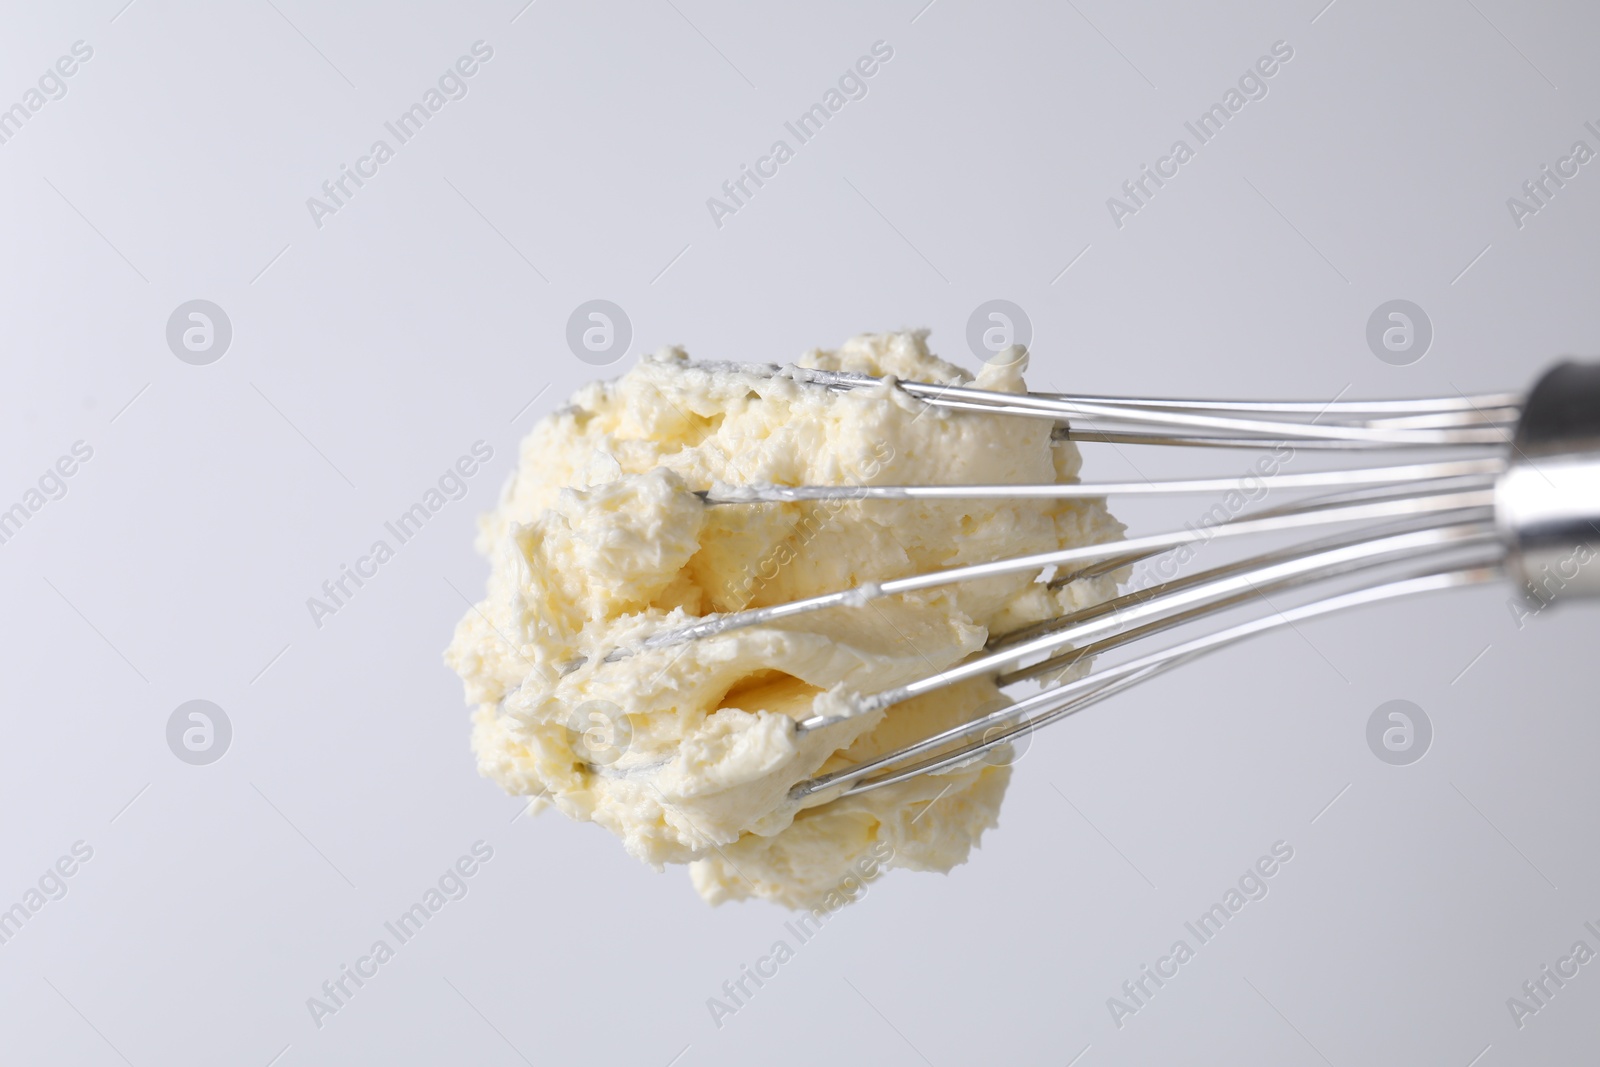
[{"left": 2, "top": 1, "right": 1597, "bottom": 1064}]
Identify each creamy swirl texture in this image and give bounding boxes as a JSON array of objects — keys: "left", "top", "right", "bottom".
[{"left": 446, "top": 331, "right": 1122, "bottom": 907}]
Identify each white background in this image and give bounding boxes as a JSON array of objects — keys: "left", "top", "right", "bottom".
[{"left": 1, "top": 1, "right": 1597, "bottom": 1064}]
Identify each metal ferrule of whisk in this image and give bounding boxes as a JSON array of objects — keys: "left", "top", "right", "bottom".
[{"left": 1495, "top": 361, "right": 1600, "bottom": 604}]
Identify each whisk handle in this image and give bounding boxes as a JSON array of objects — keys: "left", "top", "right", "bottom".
[{"left": 1497, "top": 361, "right": 1600, "bottom": 602}]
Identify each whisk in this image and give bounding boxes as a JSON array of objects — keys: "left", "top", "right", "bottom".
[{"left": 617, "top": 358, "right": 1600, "bottom": 806}]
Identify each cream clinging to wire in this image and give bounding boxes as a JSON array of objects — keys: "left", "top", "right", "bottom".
[
  {"left": 689, "top": 357, "right": 1597, "bottom": 806},
  {"left": 447, "top": 331, "right": 1125, "bottom": 908},
  {"left": 448, "top": 328, "right": 1598, "bottom": 908}
]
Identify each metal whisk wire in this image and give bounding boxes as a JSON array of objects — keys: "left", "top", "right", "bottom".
[{"left": 649, "top": 360, "right": 1598, "bottom": 805}]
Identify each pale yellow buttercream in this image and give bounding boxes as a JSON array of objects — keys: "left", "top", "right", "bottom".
[{"left": 446, "top": 331, "right": 1123, "bottom": 906}]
